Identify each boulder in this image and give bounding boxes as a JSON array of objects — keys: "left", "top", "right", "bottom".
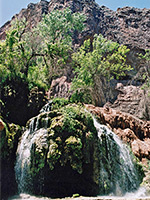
[{"left": 47, "top": 76, "right": 72, "bottom": 99}]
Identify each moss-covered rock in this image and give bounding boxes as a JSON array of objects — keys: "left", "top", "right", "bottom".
[
  {"left": 0, "top": 118, "right": 22, "bottom": 199},
  {"left": 19, "top": 104, "right": 100, "bottom": 197},
  {"left": 15, "top": 99, "right": 144, "bottom": 197}
]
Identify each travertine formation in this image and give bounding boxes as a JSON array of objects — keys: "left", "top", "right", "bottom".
[{"left": 85, "top": 104, "right": 150, "bottom": 160}]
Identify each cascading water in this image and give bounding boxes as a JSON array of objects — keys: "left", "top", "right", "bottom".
[
  {"left": 14, "top": 103, "right": 143, "bottom": 198},
  {"left": 93, "top": 117, "right": 140, "bottom": 196},
  {"left": 15, "top": 114, "right": 50, "bottom": 194}
]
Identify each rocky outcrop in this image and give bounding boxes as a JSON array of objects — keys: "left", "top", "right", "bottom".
[
  {"left": 0, "top": 0, "right": 150, "bottom": 50},
  {"left": 106, "top": 83, "right": 150, "bottom": 120},
  {"left": 0, "top": 0, "right": 49, "bottom": 40},
  {"left": 0, "top": 119, "right": 22, "bottom": 199},
  {"left": 85, "top": 104, "right": 150, "bottom": 160},
  {"left": 47, "top": 76, "right": 72, "bottom": 99}
]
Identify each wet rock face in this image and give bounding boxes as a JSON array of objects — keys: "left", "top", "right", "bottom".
[
  {"left": 85, "top": 104, "right": 150, "bottom": 160},
  {"left": 15, "top": 101, "right": 144, "bottom": 197}
]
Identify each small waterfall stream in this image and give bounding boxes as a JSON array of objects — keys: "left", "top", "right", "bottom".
[
  {"left": 13, "top": 106, "right": 144, "bottom": 198},
  {"left": 15, "top": 115, "right": 49, "bottom": 194},
  {"left": 93, "top": 117, "right": 140, "bottom": 196}
]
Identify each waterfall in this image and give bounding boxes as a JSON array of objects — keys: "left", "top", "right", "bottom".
[
  {"left": 93, "top": 117, "right": 140, "bottom": 196},
  {"left": 14, "top": 108, "right": 141, "bottom": 197},
  {"left": 15, "top": 114, "right": 49, "bottom": 194}
]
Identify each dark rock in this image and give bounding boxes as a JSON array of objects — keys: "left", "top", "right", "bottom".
[{"left": 0, "top": 0, "right": 150, "bottom": 50}]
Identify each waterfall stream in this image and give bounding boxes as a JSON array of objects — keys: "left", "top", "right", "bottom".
[
  {"left": 14, "top": 107, "right": 144, "bottom": 198},
  {"left": 15, "top": 115, "right": 49, "bottom": 194},
  {"left": 93, "top": 117, "right": 140, "bottom": 196}
]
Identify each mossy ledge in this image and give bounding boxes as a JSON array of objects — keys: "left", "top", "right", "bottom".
[{"left": 17, "top": 103, "right": 100, "bottom": 197}]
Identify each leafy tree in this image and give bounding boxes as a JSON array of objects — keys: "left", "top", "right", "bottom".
[
  {"left": 0, "top": 8, "right": 85, "bottom": 89},
  {"left": 0, "top": 18, "right": 46, "bottom": 87},
  {"left": 37, "top": 8, "right": 85, "bottom": 83},
  {"left": 71, "top": 34, "right": 132, "bottom": 105},
  {"left": 0, "top": 9, "right": 85, "bottom": 122}
]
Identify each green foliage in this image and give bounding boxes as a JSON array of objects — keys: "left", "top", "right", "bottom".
[
  {"left": 61, "top": 105, "right": 97, "bottom": 134},
  {"left": 0, "top": 9, "right": 85, "bottom": 92},
  {"left": 71, "top": 34, "right": 132, "bottom": 105},
  {"left": 50, "top": 98, "right": 69, "bottom": 110},
  {"left": 0, "top": 18, "right": 41, "bottom": 87},
  {"left": 70, "top": 89, "right": 92, "bottom": 104},
  {"left": 38, "top": 8, "right": 85, "bottom": 48},
  {"left": 44, "top": 104, "right": 97, "bottom": 173},
  {"left": 27, "top": 63, "right": 48, "bottom": 90},
  {"left": 139, "top": 49, "right": 150, "bottom": 92},
  {"left": 72, "top": 193, "right": 80, "bottom": 198},
  {"left": 36, "top": 8, "right": 86, "bottom": 82}
]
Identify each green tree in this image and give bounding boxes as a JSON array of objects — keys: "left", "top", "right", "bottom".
[
  {"left": 0, "top": 9, "right": 85, "bottom": 90},
  {"left": 0, "top": 18, "right": 46, "bottom": 87},
  {"left": 71, "top": 34, "right": 132, "bottom": 105},
  {"left": 0, "top": 9, "right": 85, "bottom": 121},
  {"left": 37, "top": 8, "right": 85, "bottom": 83}
]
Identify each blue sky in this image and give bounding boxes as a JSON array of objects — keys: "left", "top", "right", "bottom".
[{"left": 0, "top": 0, "right": 150, "bottom": 27}]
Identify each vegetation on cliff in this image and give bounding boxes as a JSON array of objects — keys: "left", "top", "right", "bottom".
[
  {"left": 139, "top": 49, "right": 150, "bottom": 93},
  {"left": 15, "top": 102, "right": 100, "bottom": 197},
  {"left": 0, "top": 8, "right": 133, "bottom": 118},
  {"left": 0, "top": 4, "right": 149, "bottom": 199},
  {"left": 71, "top": 34, "right": 132, "bottom": 105},
  {"left": 0, "top": 8, "right": 85, "bottom": 124},
  {"left": 0, "top": 98, "right": 147, "bottom": 198}
]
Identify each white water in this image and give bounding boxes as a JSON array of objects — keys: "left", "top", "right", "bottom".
[
  {"left": 15, "top": 116, "right": 48, "bottom": 193},
  {"left": 14, "top": 112, "right": 147, "bottom": 198},
  {"left": 93, "top": 117, "right": 140, "bottom": 196}
]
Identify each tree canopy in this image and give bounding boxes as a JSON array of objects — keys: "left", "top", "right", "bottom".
[
  {"left": 71, "top": 34, "right": 132, "bottom": 105},
  {"left": 0, "top": 8, "right": 85, "bottom": 90}
]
